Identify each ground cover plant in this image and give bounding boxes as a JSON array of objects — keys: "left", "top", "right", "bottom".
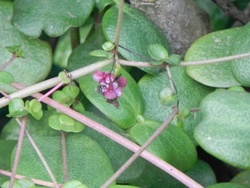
[{"left": 0, "top": 0, "right": 250, "bottom": 187}]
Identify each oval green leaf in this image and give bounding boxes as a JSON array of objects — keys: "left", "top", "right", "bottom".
[
  {"left": 130, "top": 120, "right": 197, "bottom": 171},
  {"left": 0, "top": 2, "right": 52, "bottom": 93},
  {"left": 0, "top": 71, "right": 14, "bottom": 85},
  {"left": 11, "top": 134, "right": 114, "bottom": 187},
  {"left": 102, "top": 4, "right": 170, "bottom": 74},
  {"left": 79, "top": 66, "right": 144, "bottom": 129},
  {"left": 195, "top": 89, "right": 250, "bottom": 169},
  {"left": 231, "top": 170, "right": 250, "bottom": 187},
  {"left": 148, "top": 43, "right": 169, "bottom": 61},
  {"left": 12, "top": 0, "right": 95, "bottom": 37},
  {"left": 231, "top": 23, "right": 250, "bottom": 86},
  {"left": 184, "top": 27, "right": 241, "bottom": 88},
  {"left": 138, "top": 67, "right": 212, "bottom": 142}
]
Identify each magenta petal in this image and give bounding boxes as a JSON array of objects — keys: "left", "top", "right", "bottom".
[
  {"left": 117, "top": 77, "right": 127, "bottom": 87},
  {"left": 93, "top": 70, "right": 104, "bottom": 82},
  {"left": 104, "top": 90, "right": 117, "bottom": 100},
  {"left": 115, "top": 87, "right": 123, "bottom": 97}
]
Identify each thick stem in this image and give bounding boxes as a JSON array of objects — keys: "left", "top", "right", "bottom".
[
  {"left": 9, "top": 116, "right": 27, "bottom": 188},
  {"left": 70, "top": 27, "right": 80, "bottom": 50},
  {"left": 101, "top": 107, "right": 179, "bottom": 188},
  {"left": 0, "top": 59, "right": 113, "bottom": 108}
]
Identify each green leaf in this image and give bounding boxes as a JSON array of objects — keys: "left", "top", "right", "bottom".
[
  {"left": 83, "top": 111, "right": 147, "bottom": 183},
  {"left": 12, "top": 0, "right": 95, "bottom": 37},
  {"left": 231, "top": 23, "right": 250, "bottom": 86},
  {"left": 231, "top": 170, "right": 250, "bottom": 187},
  {"left": 0, "top": 2, "right": 52, "bottom": 93},
  {"left": 194, "top": 0, "right": 231, "bottom": 31},
  {"left": 5, "top": 45, "right": 25, "bottom": 58},
  {"left": 53, "top": 17, "right": 94, "bottom": 68},
  {"left": 62, "top": 85, "right": 80, "bottom": 100},
  {"left": 109, "top": 186, "right": 139, "bottom": 188},
  {"left": 138, "top": 67, "right": 213, "bottom": 143},
  {"left": 102, "top": 41, "right": 115, "bottom": 51},
  {"left": 68, "top": 25, "right": 107, "bottom": 72},
  {"left": 63, "top": 180, "right": 89, "bottom": 188},
  {"left": 148, "top": 43, "right": 169, "bottom": 61},
  {"left": 166, "top": 54, "right": 181, "bottom": 65},
  {"left": 207, "top": 183, "right": 248, "bottom": 188},
  {"left": 79, "top": 66, "right": 144, "bottom": 129},
  {"left": 130, "top": 120, "right": 197, "bottom": 171},
  {"left": 102, "top": 4, "right": 170, "bottom": 74},
  {"left": 1, "top": 180, "right": 23, "bottom": 188},
  {"left": 89, "top": 50, "right": 113, "bottom": 59},
  {"left": 0, "top": 140, "right": 17, "bottom": 184},
  {"left": 194, "top": 89, "right": 250, "bottom": 169},
  {"left": 0, "top": 111, "right": 59, "bottom": 140},
  {"left": 184, "top": 27, "right": 242, "bottom": 88},
  {"left": 18, "top": 178, "right": 35, "bottom": 187},
  {"left": 58, "top": 71, "right": 70, "bottom": 84},
  {"left": 7, "top": 98, "right": 27, "bottom": 117},
  {"left": 185, "top": 160, "right": 216, "bottom": 187},
  {"left": 95, "top": 0, "right": 114, "bottom": 11},
  {"left": 11, "top": 134, "right": 114, "bottom": 187},
  {"left": 48, "top": 114, "right": 61, "bottom": 131},
  {"left": 25, "top": 99, "right": 43, "bottom": 120},
  {"left": 0, "top": 71, "right": 14, "bottom": 84}
]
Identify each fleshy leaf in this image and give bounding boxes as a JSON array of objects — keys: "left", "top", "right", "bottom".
[
  {"left": 7, "top": 98, "right": 27, "bottom": 117},
  {"left": 0, "top": 2, "right": 52, "bottom": 93},
  {"left": 138, "top": 67, "right": 213, "bottom": 143},
  {"left": 12, "top": 0, "right": 95, "bottom": 37},
  {"left": 102, "top": 4, "right": 170, "bottom": 74},
  {"left": 68, "top": 25, "right": 107, "bottom": 72},
  {"left": 63, "top": 180, "right": 89, "bottom": 188},
  {"left": 79, "top": 66, "right": 144, "bottom": 129},
  {"left": 231, "top": 23, "right": 250, "bottom": 86},
  {"left": 89, "top": 50, "right": 113, "bottom": 59},
  {"left": 0, "top": 111, "right": 59, "bottom": 140},
  {"left": 11, "top": 134, "right": 115, "bottom": 187},
  {"left": 5, "top": 45, "right": 25, "bottom": 58},
  {"left": 231, "top": 170, "right": 250, "bottom": 187},
  {"left": 184, "top": 27, "right": 241, "bottom": 88},
  {"left": 53, "top": 17, "right": 94, "bottom": 68},
  {"left": 83, "top": 111, "right": 147, "bottom": 183},
  {"left": 207, "top": 183, "right": 247, "bottom": 188},
  {"left": 130, "top": 120, "right": 197, "bottom": 171},
  {"left": 148, "top": 43, "right": 169, "bottom": 62},
  {"left": 0, "top": 71, "right": 14, "bottom": 84},
  {"left": 195, "top": 89, "right": 250, "bottom": 169},
  {"left": 95, "top": 0, "right": 114, "bottom": 11},
  {"left": 25, "top": 99, "right": 43, "bottom": 120}
]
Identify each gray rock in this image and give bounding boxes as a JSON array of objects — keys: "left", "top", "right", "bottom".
[{"left": 130, "top": 0, "right": 211, "bottom": 56}]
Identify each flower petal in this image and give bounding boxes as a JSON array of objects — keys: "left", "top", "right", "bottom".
[{"left": 117, "top": 77, "right": 127, "bottom": 87}]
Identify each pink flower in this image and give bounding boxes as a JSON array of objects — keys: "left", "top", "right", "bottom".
[{"left": 93, "top": 70, "right": 128, "bottom": 107}]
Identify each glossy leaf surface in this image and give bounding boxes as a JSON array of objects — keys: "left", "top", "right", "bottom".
[
  {"left": 12, "top": 0, "right": 95, "bottom": 37},
  {"left": 184, "top": 27, "right": 241, "bottom": 88},
  {"left": 0, "top": 2, "right": 52, "bottom": 93},
  {"left": 11, "top": 134, "right": 114, "bottom": 187},
  {"left": 195, "top": 89, "right": 250, "bottom": 169}
]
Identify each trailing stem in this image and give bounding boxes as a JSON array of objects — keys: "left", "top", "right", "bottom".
[
  {"left": 10, "top": 83, "right": 203, "bottom": 188},
  {"left": 9, "top": 116, "right": 27, "bottom": 188},
  {"left": 101, "top": 106, "right": 179, "bottom": 188}
]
